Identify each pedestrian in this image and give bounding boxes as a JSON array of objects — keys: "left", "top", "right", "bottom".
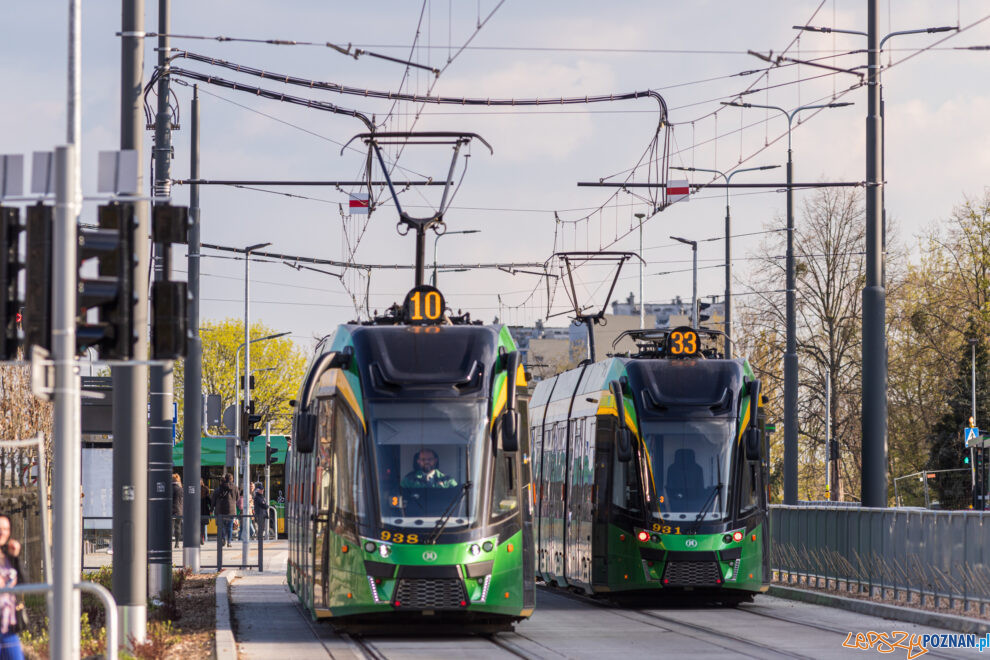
[
  {"left": 239, "top": 488, "right": 254, "bottom": 541},
  {"left": 253, "top": 484, "right": 267, "bottom": 541},
  {"left": 200, "top": 479, "right": 213, "bottom": 545},
  {"left": 170, "top": 473, "right": 184, "bottom": 549},
  {"left": 212, "top": 473, "right": 238, "bottom": 547},
  {"left": 0, "top": 513, "right": 25, "bottom": 660}
]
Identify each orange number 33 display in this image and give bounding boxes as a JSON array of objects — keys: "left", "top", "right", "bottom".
[{"left": 666, "top": 327, "right": 699, "bottom": 356}]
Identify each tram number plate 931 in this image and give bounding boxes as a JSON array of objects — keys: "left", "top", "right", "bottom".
[
  {"left": 381, "top": 531, "right": 419, "bottom": 544},
  {"left": 651, "top": 524, "right": 682, "bottom": 535}
]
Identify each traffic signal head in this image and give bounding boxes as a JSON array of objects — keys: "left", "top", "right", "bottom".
[
  {"left": 150, "top": 204, "right": 189, "bottom": 359},
  {"left": 241, "top": 410, "right": 262, "bottom": 443},
  {"left": 0, "top": 206, "right": 24, "bottom": 360},
  {"left": 76, "top": 203, "right": 137, "bottom": 359},
  {"left": 266, "top": 446, "right": 278, "bottom": 465},
  {"left": 24, "top": 203, "right": 53, "bottom": 355}
]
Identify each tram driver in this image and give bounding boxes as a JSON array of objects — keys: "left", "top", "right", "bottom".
[{"left": 401, "top": 448, "right": 458, "bottom": 490}]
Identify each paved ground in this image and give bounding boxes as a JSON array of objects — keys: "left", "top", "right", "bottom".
[
  {"left": 83, "top": 536, "right": 271, "bottom": 572},
  {"left": 226, "top": 543, "right": 990, "bottom": 659}
]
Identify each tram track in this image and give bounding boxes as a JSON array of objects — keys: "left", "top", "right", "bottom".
[{"left": 537, "top": 583, "right": 817, "bottom": 659}]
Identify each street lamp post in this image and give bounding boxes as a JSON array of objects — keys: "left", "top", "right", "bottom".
[
  {"left": 233, "top": 331, "right": 289, "bottom": 483},
  {"left": 635, "top": 212, "right": 646, "bottom": 329},
  {"left": 970, "top": 337, "right": 979, "bottom": 508},
  {"left": 671, "top": 164, "right": 779, "bottom": 357},
  {"left": 722, "top": 99, "right": 852, "bottom": 505},
  {"left": 431, "top": 229, "right": 480, "bottom": 287},
  {"left": 795, "top": 8, "right": 957, "bottom": 510},
  {"left": 670, "top": 236, "right": 698, "bottom": 328}
]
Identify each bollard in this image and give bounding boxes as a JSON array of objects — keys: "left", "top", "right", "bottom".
[{"left": 217, "top": 514, "right": 224, "bottom": 570}]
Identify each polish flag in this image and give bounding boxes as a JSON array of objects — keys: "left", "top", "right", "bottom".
[{"left": 348, "top": 194, "right": 370, "bottom": 214}]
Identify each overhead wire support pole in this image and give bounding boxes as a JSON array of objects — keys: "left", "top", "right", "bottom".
[
  {"left": 720, "top": 98, "right": 853, "bottom": 505},
  {"left": 115, "top": 0, "right": 150, "bottom": 647},
  {"left": 182, "top": 84, "right": 202, "bottom": 573},
  {"left": 148, "top": 0, "right": 174, "bottom": 599}
]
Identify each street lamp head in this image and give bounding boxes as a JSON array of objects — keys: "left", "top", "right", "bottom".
[
  {"left": 245, "top": 242, "right": 271, "bottom": 253},
  {"left": 793, "top": 25, "right": 830, "bottom": 33},
  {"left": 634, "top": 212, "right": 646, "bottom": 220},
  {"left": 670, "top": 166, "right": 696, "bottom": 172},
  {"left": 670, "top": 236, "right": 697, "bottom": 247},
  {"left": 721, "top": 101, "right": 750, "bottom": 108},
  {"left": 928, "top": 26, "right": 958, "bottom": 34},
  {"left": 827, "top": 102, "right": 854, "bottom": 108},
  {"left": 759, "top": 165, "right": 781, "bottom": 171}
]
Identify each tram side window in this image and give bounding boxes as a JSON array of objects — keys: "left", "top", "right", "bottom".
[{"left": 609, "top": 421, "right": 641, "bottom": 512}]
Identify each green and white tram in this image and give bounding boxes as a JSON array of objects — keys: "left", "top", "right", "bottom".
[
  {"left": 286, "top": 286, "right": 535, "bottom": 631},
  {"left": 530, "top": 327, "right": 770, "bottom": 603}
]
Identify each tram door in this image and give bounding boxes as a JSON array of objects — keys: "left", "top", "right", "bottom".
[
  {"left": 565, "top": 417, "right": 594, "bottom": 587},
  {"left": 313, "top": 397, "right": 334, "bottom": 608}
]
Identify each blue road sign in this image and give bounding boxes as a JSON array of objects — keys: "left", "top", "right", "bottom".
[{"left": 965, "top": 427, "right": 980, "bottom": 447}]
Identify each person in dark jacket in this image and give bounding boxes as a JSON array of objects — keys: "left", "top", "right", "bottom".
[
  {"left": 212, "top": 473, "right": 238, "bottom": 547},
  {"left": 253, "top": 485, "right": 268, "bottom": 541},
  {"left": 200, "top": 479, "right": 213, "bottom": 545},
  {"left": 171, "top": 473, "right": 184, "bottom": 548}
]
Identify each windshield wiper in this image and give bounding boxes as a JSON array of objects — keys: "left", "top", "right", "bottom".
[
  {"left": 689, "top": 459, "right": 723, "bottom": 533},
  {"left": 428, "top": 480, "right": 472, "bottom": 544}
]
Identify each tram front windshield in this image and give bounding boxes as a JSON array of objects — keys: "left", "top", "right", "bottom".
[
  {"left": 641, "top": 419, "right": 734, "bottom": 522},
  {"left": 371, "top": 399, "right": 487, "bottom": 530}
]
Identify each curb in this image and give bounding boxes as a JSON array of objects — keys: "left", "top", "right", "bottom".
[
  {"left": 768, "top": 585, "right": 990, "bottom": 635},
  {"left": 215, "top": 569, "right": 239, "bottom": 660}
]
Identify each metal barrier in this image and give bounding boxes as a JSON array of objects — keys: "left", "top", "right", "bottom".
[
  {"left": 0, "top": 581, "right": 118, "bottom": 660},
  {"left": 772, "top": 505, "right": 990, "bottom": 613}
]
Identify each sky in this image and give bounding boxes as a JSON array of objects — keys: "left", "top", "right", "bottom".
[{"left": 2, "top": 1, "right": 989, "bottom": 351}]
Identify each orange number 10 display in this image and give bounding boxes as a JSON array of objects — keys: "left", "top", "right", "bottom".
[{"left": 403, "top": 285, "right": 446, "bottom": 325}]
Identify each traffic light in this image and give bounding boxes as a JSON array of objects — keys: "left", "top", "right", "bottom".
[
  {"left": 24, "top": 203, "right": 53, "bottom": 354},
  {"left": 150, "top": 204, "right": 188, "bottom": 359},
  {"left": 0, "top": 206, "right": 23, "bottom": 360},
  {"left": 76, "top": 202, "right": 137, "bottom": 359},
  {"left": 266, "top": 446, "right": 278, "bottom": 465},
  {"left": 241, "top": 410, "right": 262, "bottom": 443},
  {"left": 698, "top": 301, "right": 712, "bottom": 324}
]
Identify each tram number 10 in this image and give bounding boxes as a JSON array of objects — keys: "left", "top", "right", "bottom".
[
  {"left": 403, "top": 285, "right": 446, "bottom": 325},
  {"left": 381, "top": 531, "right": 419, "bottom": 544}
]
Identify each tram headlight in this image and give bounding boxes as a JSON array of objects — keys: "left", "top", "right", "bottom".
[
  {"left": 363, "top": 541, "right": 376, "bottom": 554},
  {"left": 482, "top": 541, "right": 494, "bottom": 553},
  {"left": 379, "top": 543, "right": 391, "bottom": 558},
  {"left": 469, "top": 543, "right": 482, "bottom": 556},
  {"left": 732, "top": 531, "right": 744, "bottom": 543}
]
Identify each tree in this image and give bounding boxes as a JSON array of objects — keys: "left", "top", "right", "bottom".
[
  {"left": 927, "top": 319, "right": 990, "bottom": 509},
  {"left": 738, "top": 186, "right": 866, "bottom": 501},
  {"left": 173, "top": 319, "right": 308, "bottom": 442}
]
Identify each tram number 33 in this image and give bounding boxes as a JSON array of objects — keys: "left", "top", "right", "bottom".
[
  {"left": 381, "top": 531, "right": 419, "bottom": 544},
  {"left": 667, "top": 328, "right": 698, "bottom": 356},
  {"left": 403, "top": 285, "right": 446, "bottom": 325}
]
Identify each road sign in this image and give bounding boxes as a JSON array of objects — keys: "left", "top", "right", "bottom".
[{"left": 965, "top": 427, "right": 980, "bottom": 447}]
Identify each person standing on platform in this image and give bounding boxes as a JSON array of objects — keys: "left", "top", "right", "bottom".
[
  {"left": 253, "top": 484, "right": 267, "bottom": 541},
  {"left": 171, "top": 473, "right": 184, "bottom": 549},
  {"left": 213, "top": 473, "right": 238, "bottom": 547},
  {"left": 200, "top": 479, "right": 213, "bottom": 545}
]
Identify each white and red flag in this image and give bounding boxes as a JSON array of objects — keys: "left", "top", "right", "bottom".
[
  {"left": 666, "top": 179, "right": 690, "bottom": 204},
  {"left": 348, "top": 193, "right": 370, "bottom": 214}
]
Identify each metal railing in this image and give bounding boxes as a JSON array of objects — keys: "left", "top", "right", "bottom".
[
  {"left": 772, "top": 505, "right": 990, "bottom": 613},
  {"left": 0, "top": 581, "right": 118, "bottom": 660}
]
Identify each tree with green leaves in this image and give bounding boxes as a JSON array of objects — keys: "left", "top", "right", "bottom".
[
  {"left": 173, "top": 319, "right": 308, "bottom": 442},
  {"left": 927, "top": 318, "right": 990, "bottom": 509}
]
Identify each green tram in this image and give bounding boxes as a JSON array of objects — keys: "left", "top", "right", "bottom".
[
  {"left": 529, "top": 327, "right": 769, "bottom": 603},
  {"left": 286, "top": 286, "right": 535, "bottom": 631}
]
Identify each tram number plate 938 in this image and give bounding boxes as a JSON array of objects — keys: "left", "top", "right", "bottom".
[{"left": 381, "top": 531, "right": 419, "bottom": 544}]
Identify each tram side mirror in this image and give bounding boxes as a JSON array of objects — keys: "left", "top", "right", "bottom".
[
  {"left": 295, "top": 411, "right": 317, "bottom": 454},
  {"left": 500, "top": 351, "right": 523, "bottom": 453},
  {"left": 610, "top": 380, "right": 633, "bottom": 462},
  {"left": 744, "top": 427, "right": 762, "bottom": 461}
]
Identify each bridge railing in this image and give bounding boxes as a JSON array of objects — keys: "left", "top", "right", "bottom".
[{"left": 771, "top": 505, "right": 990, "bottom": 613}]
